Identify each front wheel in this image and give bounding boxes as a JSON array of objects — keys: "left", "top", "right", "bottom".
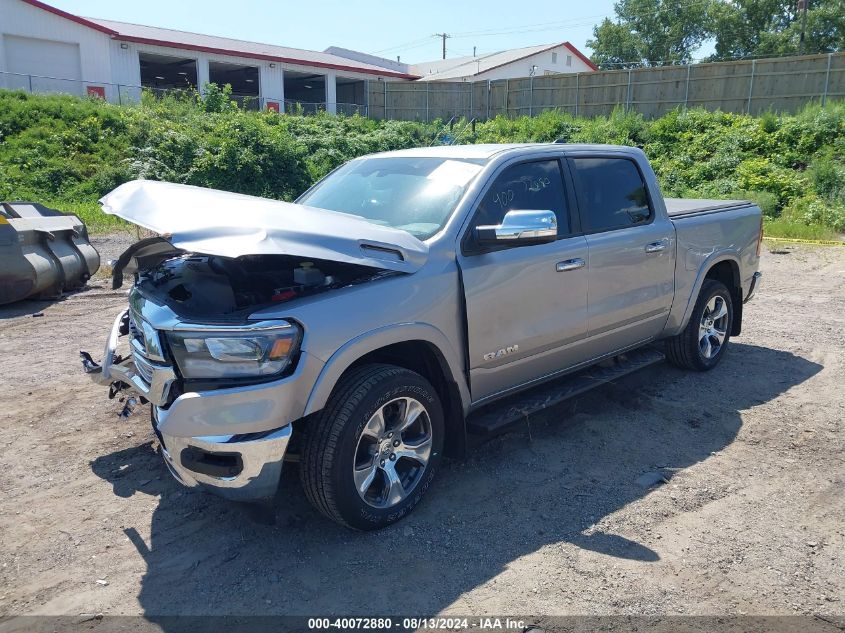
[
  {"left": 300, "top": 364, "right": 444, "bottom": 530},
  {"left": 666, "top": 279, "right": 734, "bottom": 371}
]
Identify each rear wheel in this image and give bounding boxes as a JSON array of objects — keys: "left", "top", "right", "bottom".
[
  {"left": 666, "top": 279, "right": 733, "bottom": 371},
  {"left": 300, "top": 364, "right": 444, "bottom": 530}
]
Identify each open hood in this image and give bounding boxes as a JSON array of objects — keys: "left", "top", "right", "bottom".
[{"left": 99, "top": 180, "right": 428, "bottom": 273}]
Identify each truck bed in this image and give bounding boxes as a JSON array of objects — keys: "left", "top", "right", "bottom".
[{"left": 665, "top": 198, "right": 754, "bottom": 219}]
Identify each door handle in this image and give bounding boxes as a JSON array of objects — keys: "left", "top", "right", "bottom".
[
  {"left": 556, "top": 258, "right": 586, "bottom": 272},
  {"left": 645, "top": 240, "right": 668, "bottom": 253}
]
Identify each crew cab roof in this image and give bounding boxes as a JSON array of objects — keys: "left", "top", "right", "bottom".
[{"left": 365, "top": 143, "right": 644, "bottom": 161}]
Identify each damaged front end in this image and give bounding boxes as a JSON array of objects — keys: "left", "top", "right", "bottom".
[
  {"left": 81, "top": 246, "right": 393, "bottom": 501},
  {"left": 81, "top": 238, "right": 416, "bottom": 501},
  {"left": 80, "top": 305, "right": 175, "bottom": 409},
  {"left": 82, "top": 179, "right": 426, "bottom": 501},
  {"left": 82, "top": 178, "right": 426, "bottom": 413}
]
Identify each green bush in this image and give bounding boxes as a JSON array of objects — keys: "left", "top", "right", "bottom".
[
  {"left": 737, "top": 190, "right": 780, "bottom": 218},
  {"left": 781, "top": 195, "right": 845, "bottom": 233},
  {"left": 1, "top": 88, "right": 843, "bottom": 238},
  {"left": 807, "top": 155, "right": 845, "bottom": 201}
]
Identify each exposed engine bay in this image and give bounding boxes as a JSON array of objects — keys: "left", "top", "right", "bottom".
[{"left": 135, "top": 252, "right": 391, "bottom": 318}]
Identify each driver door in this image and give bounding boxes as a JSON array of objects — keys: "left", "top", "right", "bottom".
[{"left": 457, "top": 158, "right": 590, "bottom": 404}]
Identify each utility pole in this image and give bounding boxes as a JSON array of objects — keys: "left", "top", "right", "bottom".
[
  {"left": 798, "top": 0, "right": 810, "bottom": 55},
  {"left": 433, "top": 33, "right": 451, "bottom": 59}
]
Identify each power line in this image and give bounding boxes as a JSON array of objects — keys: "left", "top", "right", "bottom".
[
  {"left": 369, "top": 0, "right": 768, "bottom": 66},
  {"left": 451, "top": 12, "right": 611, "bottom": 38},
  {"left": 372, "top": 36, "right": 435, "bottom": 55},
  {"left": 451, "top": 0, "right": 715, "bottom": 40}
]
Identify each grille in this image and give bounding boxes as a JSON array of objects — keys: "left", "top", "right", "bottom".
[
  {"left": 128, "top": 309, "right": 144, "bottom": 348},
  {"left": 128, "top": 309, "right": 160, "bottom": 386},
  {"left": 133, "top": 352, "right": 155, "bottom": 384}
]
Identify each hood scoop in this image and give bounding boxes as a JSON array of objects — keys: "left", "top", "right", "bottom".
[{"left": 359, "top": 242, "right": 405, "bottom": 262}]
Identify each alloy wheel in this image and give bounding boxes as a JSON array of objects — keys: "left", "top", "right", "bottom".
[
  {"left": 353, "top": 397, "right": 432, "bottom": 509},
  {"left": 698, "top": 295, "right": 729, "bottom": 359}
]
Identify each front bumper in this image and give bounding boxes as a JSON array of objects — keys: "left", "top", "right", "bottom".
[
  {"left": 157, "top": 420, "right": 292, "bottom": 502},
  {"left": 84, "top": 303, "right": 324, "bottom": 503},
  {"left": 744, "top": 271, "right": 762, "bottom": 303}
]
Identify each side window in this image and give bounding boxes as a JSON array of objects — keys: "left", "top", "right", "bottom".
[
  {"left": 571, "top": 157, "right": 652, "bottom": 232},
  {"left": 472, "top": 160, "right": 569, "bottom": 236}
]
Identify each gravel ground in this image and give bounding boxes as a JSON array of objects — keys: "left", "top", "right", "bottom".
[{"left": 0, "top": 237, "right": 843, "bottom": 623}]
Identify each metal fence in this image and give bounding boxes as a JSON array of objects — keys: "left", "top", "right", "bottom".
[
  {"left": 0, "top": 71, "right": 366, "bottom": 115},
  {"left": 366, "top": 51, "right": 845, "bottom": 121}
]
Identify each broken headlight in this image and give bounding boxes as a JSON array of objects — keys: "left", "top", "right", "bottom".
[{"left": 166, "top": 321, "right": 301, "bottom": 379}]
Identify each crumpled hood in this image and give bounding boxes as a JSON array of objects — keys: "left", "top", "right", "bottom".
[{"left": 99, "top": 180, "right": 428, "bottom": 273}]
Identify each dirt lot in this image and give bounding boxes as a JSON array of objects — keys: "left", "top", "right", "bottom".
[{"left": 0, "top": 236, "right": 843, "bottom": 623}]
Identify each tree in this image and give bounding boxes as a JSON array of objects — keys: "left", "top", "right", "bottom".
[
  {"left": 589, "top": 19, "right": 643, "bottom": 69},
  {"left": 707, "top": 0, "right": 794, "bottom": 60},
  {"left": 587, "top": 0, "right": 713, "bottom": 69},
  {"left": 708, "top": 0, "right": 845, "bottom": 60}
]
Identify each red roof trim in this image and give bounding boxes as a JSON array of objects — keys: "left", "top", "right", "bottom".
[
  {"left": 117, "top": 35, "right": 419, "bottom": 79},
  {"left": 564, "top": 41, "right": 599, "bottom": 71},
  {"left": 19, "top": 0, "right": 119, "bottom": 35},
  {"left": 473, "top": 42, "right": 598, "bottom": 77}
]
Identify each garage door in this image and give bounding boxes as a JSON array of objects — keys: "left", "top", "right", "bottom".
[{"left": 3, "top": 35, "right": 82, "bottom": 94}]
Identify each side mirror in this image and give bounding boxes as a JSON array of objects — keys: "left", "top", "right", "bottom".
[{"left": 476, "top": 210, "right": 558, "bottom": 246}]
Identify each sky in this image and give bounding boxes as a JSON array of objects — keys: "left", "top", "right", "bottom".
[{"left": 45, "top": 0, "right": 623, "bottom": 63}]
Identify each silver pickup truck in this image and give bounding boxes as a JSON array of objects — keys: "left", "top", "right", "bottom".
[{"left": 83, "top": 143, "right": 763, "bottom": 530}]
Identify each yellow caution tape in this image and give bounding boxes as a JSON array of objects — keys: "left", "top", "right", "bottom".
[{"left": 763, "top": 236, "right": 845, "bottom": 246}]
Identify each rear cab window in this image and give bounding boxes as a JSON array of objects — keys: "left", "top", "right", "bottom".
[{"left": 570, "top": 157, "right": 652, "bottom": 233}]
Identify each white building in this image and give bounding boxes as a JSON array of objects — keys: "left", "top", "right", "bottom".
[
  {"left": 0, "top": 0, "right": 596, "bottom": 113},
  {"left": 0, "top": 0, "right": 416, "bottom": 113},
  {"left": 328, "top": 43, "right": 598, "bottom": 82}
]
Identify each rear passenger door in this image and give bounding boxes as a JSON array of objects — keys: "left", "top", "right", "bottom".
[
  {"left": 458, "top": 157, "right": 589, "bottom": 403},
  {"left": 569, "top": 155, "right": 675, "bottom": 353}
]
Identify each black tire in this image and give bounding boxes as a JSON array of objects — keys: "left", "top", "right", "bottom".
[
  {"left": 299, "top": 363, "right": 444, "bottom": 530},
  {"left": 666, "top": 279, "right": 734, "bottom": 371}
]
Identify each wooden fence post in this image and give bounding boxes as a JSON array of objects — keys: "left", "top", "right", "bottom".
[
  {"left": 684, "top": 64, "right": 691, "bottom": 108},
  {"left": 626, "top": 69, "right": 632, "bottom": 112}
]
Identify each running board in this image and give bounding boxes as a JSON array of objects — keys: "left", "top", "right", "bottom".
[{"left": 465, "top": 347, "right": 665, "bottom": 438}]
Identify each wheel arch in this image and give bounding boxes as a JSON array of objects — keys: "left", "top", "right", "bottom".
[
  {"left": 677, "top": 252, "right": 743, "bottom": 337},
  {"left": 704, "top": 259, "right": 743, "bottom": 335},
  {"left": 303, "top": 325, "right": 470, "bottom": 458}
]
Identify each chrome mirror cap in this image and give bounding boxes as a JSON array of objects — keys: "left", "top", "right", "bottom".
[{"left": 476, "top": 209, "right": 558, "bottom": 245}]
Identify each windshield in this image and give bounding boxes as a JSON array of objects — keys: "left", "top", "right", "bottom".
[{"left": 297, "top": 156, "right": 485, "bottom": 240}]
